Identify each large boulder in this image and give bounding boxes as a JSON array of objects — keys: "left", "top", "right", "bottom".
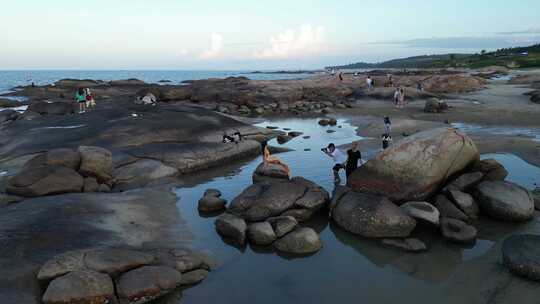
[
  {"left": 273, "top": 227, "right": 322, "bottom": 254},
  {"left": 332, "top": 191, "right": 416, "bottom": 238},
  {"left": 502, "top": 235, "right": 540, "bottom": 281},
  {"left": 348, "top": 128, "right": 479, "bottom": 202},
  {"left": 46, "top": 148, "right": 81, "bottom": 170},
  {"left": 228, "top": 177, "right": 329, "bottom": 222},
  {"left": 7, "top": 166, "right": 84, "bottom": 197},
  {"left": 42, "top": 270, "right": 115, "bottom": 304},
  {"left": 78, "top": 146, "right": 113, "bottom": 183},
  {"left": 117, "top": 266, "right": 182, "bottom": 304},
  {"left": 475, "top": 181, "right": 534, "bottom": 222}
]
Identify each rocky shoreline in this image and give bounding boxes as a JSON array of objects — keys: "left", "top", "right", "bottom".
[{"left": 1, "top": 68, "right": 540, "bottom": 304}]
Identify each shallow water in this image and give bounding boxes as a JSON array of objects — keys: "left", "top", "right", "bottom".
[
  {"left": 452, "top": 122, "right": 540, "bottom": 142},
  {"left": 173, "top": 118, "right": 540, "bottom": 304}
]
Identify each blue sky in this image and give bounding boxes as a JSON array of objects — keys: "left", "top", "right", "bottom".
[{"left": 1, "top": 0, "right": 539, "bottom": 70}]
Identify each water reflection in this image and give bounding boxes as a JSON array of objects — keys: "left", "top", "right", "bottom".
[{"left": 173, "top": 118, "right": 540, "bottom": 304}]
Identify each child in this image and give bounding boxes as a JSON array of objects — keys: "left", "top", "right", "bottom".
[
  {"left": 85, "top": 88, "right": 96, "bottom": 108},
  {"left": 322, "top": 143, "right": 347, "bottom": 183},
  {"left": 75, "top": 88, "right": 86, "bottom": 114},
  {"left": 382, "top": 133, "right": 392, "bottom": 150}
]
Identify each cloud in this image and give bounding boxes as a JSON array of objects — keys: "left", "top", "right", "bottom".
[
  {"left": 199, "top": 33, "right": 223, "bottom": 60},
  {"left": 497, "top": 27, "right": 540, "bottom": 35},
  {"left": 254, "top": 24, "right": 326, "bottom": 59}
]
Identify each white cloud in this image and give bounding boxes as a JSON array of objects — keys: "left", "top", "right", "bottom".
[
  {"left": 199, "top": 33, "right": 223, "bottom": 60},
  {"left": 254, "top": 24, "right": 326, "bottom": 59}
]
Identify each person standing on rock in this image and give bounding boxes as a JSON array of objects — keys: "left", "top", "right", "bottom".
[
  {"left": 346, "top": 142, "right": 362, "bottom": 178},
  {"left": 338, "top": 71, "right": 343, "bottom": 82},
  {"left": 366, "top": 76, "right": 373, "bottom": 90},
  {"left": 382, "top": 133, "right": 392, "bottom": 149},
  {"left": 75, "top": 88, "right": 87, "bottom": 114},
  {"left": 393, "top": 88, "right": 401, "bottom": 107},
  {"left": 384, "top": 116, "right": 392, "bottom": 134},
  {"left": 322, "top": 143, "right": 347, "bottom": 183},
  {"left": 399, "top": 88, "right": 406, "bottom": 108},
  {"left": 85, "top": 88, "right": 96, "bottom": 108}
]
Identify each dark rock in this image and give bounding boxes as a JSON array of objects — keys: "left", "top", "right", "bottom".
[
  {"left": 471, "top": 159, "right": 508, "bottom": 181},
  {"left": 424, "top": 98, "right": 449, "bottom": 113},
  {"left": 533, "top": 188, "right": 540, "bottom": 211},
  {"left": 252, "top": 162, "right": 289, "bottom": 184},
  {"left": 273, "top": 227, "right": 322, "bottom": 254},
  {"left": 332, "top": 191, "right": 416, "bottom": 238},
  {"left": 447, "top": 189, "right": 479, "bottom": 218},
  {"left": 326, "top": 130, "right": 336, "bottom": 133},
  {"left": 85, "top": 248, "right": 154, "bottom": 276},
  {"left": 117, "top": 266, "right": 182, "bottom": 304},
  {"left": 475, "top": 181, "right": 534, "bottom": 222},
  {"left": 0, "top": 193, "right": 24, "bottom": 207},
  {"left": 27, "top": 101, "right": 76, "bottom": 115},
  {"left": 180, "top": 269, "right": 209, "bottom": 286},
  {"left": 318, "top": 119, "right": 330, "bottom": 126},
  {"left": 277, "top": 134, "right": 292, "bottom": 144},
  {"left": 204, "top": 189, "right": 222, "bottom": 197},
  {"left": 42, "top": 270, "right": 115, "bottom": 304},
  {"left": 267, "top": 216, "right": 298, "bottom": 238},
  {"left": 288, "top": 131, "right": 303, "bottom": 137},
  {"left": 83, "top": 177, "right": 100, "bottom": 193},
  {"left": 447, "top": 172, "right": 484, "bottom": 192},
  {"left": 198, "top": 195, "right": 227, "bottom": 213},
  {"left": 502, "top": 234, "right": 540, "bottom": 281},
  {"left": 247, "top": 222, "right": 277, "bottom": 245},
  {"left": 7, "top": 166, "right": 84, "bottom": 197},
  {"left": 0, "top": 109, "right": 20, "bottom": 123},
  {"left": 434, "top": 195, "right": 469, "bottom": 222},
  {"left": 280, "top": 208, "right": 315, "bottom": 222},
  {"left": 46, "top": 148, "right": 81, "bottom": 170},
  {"left": 440, "top": 218, "right": 477, "bottom": 243},
  {"left": 215, "top": 213, "right": 247, "bottom": 245}
]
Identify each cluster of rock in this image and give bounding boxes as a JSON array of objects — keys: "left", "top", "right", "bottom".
[
  {"left": 424, "top": 98, "right": 449, "bottom": 113},
  {"left": 332, "top": 128, "right": 535, "bottom": 253},
  {"left": 6, "top": 146, "right": 113, "bottom": 197},
  {"left": 37, "top": 247, "right": 212, "bottom": 304},
  {"left": 211, "top": 162, "right": 329, "bottom": 254}
]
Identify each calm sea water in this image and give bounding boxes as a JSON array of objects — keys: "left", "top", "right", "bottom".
[
  {"left": 0, "top": 70, "right": 316, "bottom": 94},
  {"left": 173, "top": 118, "right": 540, "bottom": 304}
]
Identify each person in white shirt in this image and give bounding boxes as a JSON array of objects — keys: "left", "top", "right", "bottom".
[
  {"left": 366, "top": 76, "right": 372, "bottom": 90},
  {"left": 322, "top": 143, "right": 347, "bottom": 183}
]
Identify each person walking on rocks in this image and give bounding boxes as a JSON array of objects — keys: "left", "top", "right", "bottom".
[
  {"left": 322, "top": 143, "right": 347, "bottom": 183},
  {"left": 75, "top": 88, "right": 86, "bottom": 114},
  {"left": 346, "top": 142, "right": 362, "bottom": 178},
  {"left": 366, "top": 76, "right": 373, "bottom": 90},
  {"left": 399, "top": 88, "right": 406, "bottom": 108},
  {"left": 338, "top": 71, "right": 343, "bottom": 82}
]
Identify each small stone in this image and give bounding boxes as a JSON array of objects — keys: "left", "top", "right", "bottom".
[
  {"left": 440, "top": 218, "right": 477, "bottom": 243},
  {"left": 198, "top": 195, "right": 227, "bottom": 213},
  {"left": 204, "top": 188, "right": 222, "bottom": 197},
  {"left": 400, "top": 201, "right": 440, "bottom": 226},
  {"left": 447, "top": 189, "right": 479, "bottom": 218},
  {"left": 267, "top": 216, "right": 298, "bottom": 238}
]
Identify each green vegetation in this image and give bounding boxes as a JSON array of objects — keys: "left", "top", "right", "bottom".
[{"left": 328, "top": 44, "right": 540, "bottom": 70}]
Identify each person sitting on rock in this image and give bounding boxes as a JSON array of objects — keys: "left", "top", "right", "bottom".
[
  {"left": 322, "top": 143, "right": 347, "bottom": 183},
  {"left": 382, "top": 133, "right": 393, "bottom": 150},
  {"left": 222, "top": 131, "right": 242, "bottom": 144},
  {"left": 263, "top": 145, "right": 291, "bottom": 177}
]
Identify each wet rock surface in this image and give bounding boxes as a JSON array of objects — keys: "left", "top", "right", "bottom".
[
  {"left": 440, "top": 218, "right": 477, "bottom": 243},
  {"left": 215, "top": 213, "right": 247, "bottom": 245},
  {"left": 503, "top": 235, "right": 540, "bottom": 281},
  {"left": 42, "top": 270, "right": 115, "bottom": 304},
  {"left": 273, "top": 227, "right": 322, "bottom": 254},
  {"left": 381, "top": 238, "right": 427, "bottom": 253},
  {"left": 475, "top": 181, "right": 534, "bottom": 222}
]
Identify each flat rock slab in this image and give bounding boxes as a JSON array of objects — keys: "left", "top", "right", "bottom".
[{"left": 503, "top": 234, "right": 540, "bottom": 281}]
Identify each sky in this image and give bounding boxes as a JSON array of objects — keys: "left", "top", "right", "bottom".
[{"left": 1, "top": 0, "right": 539, "bottom": 70}]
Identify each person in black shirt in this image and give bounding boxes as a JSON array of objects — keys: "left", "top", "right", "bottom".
[
  {"left": 346, "top": 142, "right": 362, "bottom": 177},
  {"left": 382, "top": 133, "right": 392, "bottom": 149}
]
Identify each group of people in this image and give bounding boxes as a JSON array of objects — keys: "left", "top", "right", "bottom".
[{"left": 74, "top": 88, "right": 96, "bottom": 114}]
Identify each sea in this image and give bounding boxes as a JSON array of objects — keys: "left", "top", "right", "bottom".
[{"left": 0, "top": 70, "right": 317, "bottom": 94}]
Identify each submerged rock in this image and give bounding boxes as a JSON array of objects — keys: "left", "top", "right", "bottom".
[
  {"left": 332, "top": 191, "right": 416, "bottom": 238},
  {"left": 381, "top": 238, "right": 427, "bottom": 253},
  {"left": 348, "top": 128, "right": 479, "bottom": 202},
  {"left": 503, "top": 234, "right": 540, "bottom": 281},
  {"left": 475, "top": 181, "right": 534, "bottom": 222},
  {"left": 273, "top": 227, "right": 322, "bottom": 254}
]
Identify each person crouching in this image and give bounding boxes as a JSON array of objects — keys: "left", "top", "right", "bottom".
[{"left": 322, "top": 143, "right": 347, "bottom": 183}]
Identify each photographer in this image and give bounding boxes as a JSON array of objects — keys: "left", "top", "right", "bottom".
[{"left": 322, "top": 143, "right": 347, "bottom": 183}]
